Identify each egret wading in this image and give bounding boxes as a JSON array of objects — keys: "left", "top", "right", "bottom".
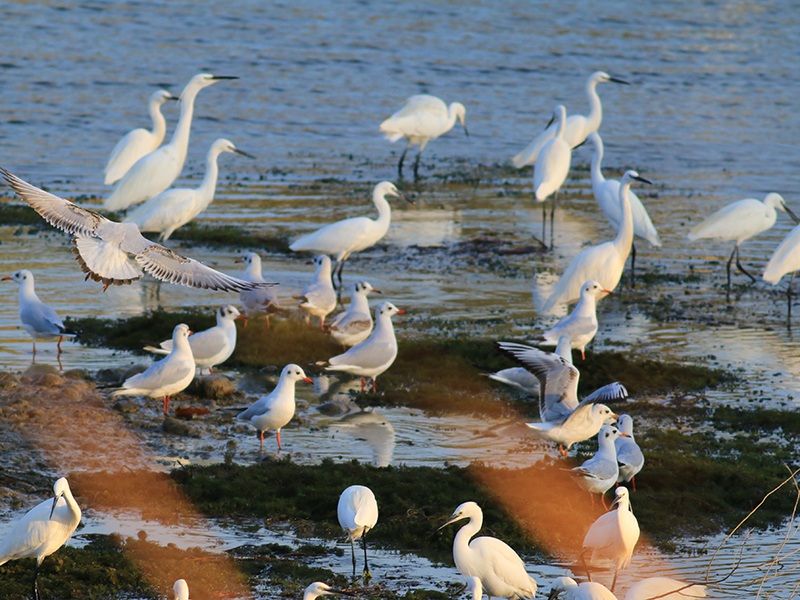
[{"left": 533, "top": 105, "right": 572, "bottom": 248}]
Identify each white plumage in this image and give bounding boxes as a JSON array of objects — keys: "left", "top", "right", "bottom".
[
  {"left": 615, "top": 414, "right": 645, "bottom": 489},
  {"left": 295, "top": 255, "right": 337, "bottom": 327},
  {"left": 548, "top": 577, "right": 618, "bottom": 600},
  {"left": 541, "top": 280, "right": 609, "bottom": 359},
  {"left": 534, "top": 104, "right": 572, "bottom": 248},
  {"left": 624, "top": 577, "right": 706, "bottom": 600},
  {"left": 488, "top": 335, "right": 572, "bottom": 396},
  {"left": 236, "top": 252, "right": 281, "bottom": 326},
  {"left": 104, "top": 89, "right": 177, "bottom": 185},
  {"left": 303, "top": 582, "right": 355, "bottom": 600},
  {"left": 570, "top": 425, "right": 626, "bottom": 503},
  {"left": 337, "top": 485, "right": 379, "bottom": 578},
  {"left": 173, "top": 579, "right": 190, "bottom": 600},
  {"left": 328, "top": 281, "right": 379, "bottom": 347}
]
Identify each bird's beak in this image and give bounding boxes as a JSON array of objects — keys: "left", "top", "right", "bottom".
[
  {"left": 437, "top": 512, "right": 461, "bottom": 531},
  {"left": 187, "top": 330, "right": 194, "bottom": 336},
  {"left": 1, "top": 276, "right": 11, "bottom": 281},
  {"left": 396, "top": 309, "right": 406, "bottom": 315},
  {"left": 49, "top": 493, "right": 62, "bottom": 519},
  {"left": 372, "top": 289, "right": 382, "bottom": 294},
  {"left": 602, "top": 289, "right": 613, "bottom": 294},
  {"left": 234, "top": 257, "right": 244, "bottom": 263},
  {"left": 632, "top": 175, "right": 653, "bottom": 185},
  {"left": 544, "top": 114, "right": 555, "bottom": 130},
  {"left": 463, "top": 123, "right": 469, "bottom": 137},
  {"left": 211, "top": 75, "right": 239, "bottom": 81},
  {"left": 785, "top": 205, "right": 800, "bottom": 224},
  {"left": 325, "top": 589, "right": 355, "bottom": 598},
  {"left": 233, "top": 148, "right": 256, "bottom": 159},
  {"left": 235, "top": 313, "right": 247, "bottom": 320},
  {"left": 303, "top": 377, "right": 313, "bottom": 384},
  {"left": 611, "top": 413, "right": 620, "bottom": 420},
  {"left": 608, "top": 76, "right": 630, "bottom": 85},
  {"left": 619, "top": 432, "right": 631, "bottom": 438}
]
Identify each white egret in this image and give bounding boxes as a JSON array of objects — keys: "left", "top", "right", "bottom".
[
  {"left": 570, "top": 425, "right": 627, "bottom": 508},
  {"left": 2, "top": 269, "right": 75, "bottom": 353},
  {"left": 588, "top": 132, "right": 661, "bottom": 280},
  {"left": 1, "top": 168, "right": 271, "bottom": 293},
  {"left": 295, "top": 255, "right": 337, "bottom": 327},
  {"left": 144, "top": 305, "right": 241, "bottom": 374},
  {"left": 689, "top": 192, "right": 796, "bottom": 294},
  {"left": 534, "top": 104, "right": 572, "bottom": 248},
  {"left": 581, "top": 487, "right": 640, "bottom": 592},
  {"left": 438, "top": 501, "right": 538, "bottom": 600},
  {"left": 380, "top": 94, "right": 468, "bottom": 179},
  {"left": 547, "top": 577, "right": 618, "bottom": 600},
  {"left": 615, "top": 415, "right": 644, "bottom": 490},
  {"left": 467, "top": 576, "right": 484, "bottom": 600},
  {"left": 111, "top": 323, "right": 195, "bottom": 414},
  {"left": 512, "top": 71, "right": 629, "bottom": 168},
  {"left": 173, "top": 579, "right": 190, "bottom": 600},
  {"left": 105, "top": 73, "right": 237, "bottom": 211},
  {"left": 0, "top": 477, "right": 81, "bottom": 600},
  {"left": 624, "top": 577, "right": 706, "bottom": 600},
  {"left": 543, "top": 171, "right": 651, "bottom": 313},
  {"left": 104, "top": 89, "right": 178, "bottom": 185},
  {"left": 290, "top": 182, "right": 408, "bottom": 288},
  {"left": 498, "top": 341, "right": 626, "bottom": 456},
  {"left": 303, "top": 582, "right": 355, "bottom": 600},
  {"left": 337, "top": 485, "right": 379, "bottom": 579},
  {"left": 541, "top": 281, "right": 610, "bottom": 359},
  {"left": 328, "top": 281, "right": 380, "bottom": 347},
  {"left": 325, "top": 302, "right": 404, "bottom": 392},
  {"left": 236, "top": 364, "right": 312, "bottom": 451},
  {"left": 124, "top": 138, "right": 254, "bottom": 241},
  {"left": 236, "top": 252, "right": 281, "bottom": 327}
]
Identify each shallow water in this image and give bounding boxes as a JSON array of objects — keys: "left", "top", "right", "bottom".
[{"left": 1, "top": 0, "right": 800, "bottom": 597}]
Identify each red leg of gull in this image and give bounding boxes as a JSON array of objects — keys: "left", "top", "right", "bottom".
[
  {"left": 305, "top": 316, "right": 310, "bottom": 327},
  {"left": 266, "top": 316, "right": 271, "bottom": 329},
  {"left": 372, "top": 378, "right": 376, "bottom": 393},
  {"left": 163, "top": 396, "right": 169, "bottom": 415},
  {"left": 259, "top": 431, "right": 264, "bottom": 451},
  {"left": 244, "top": 318, "right": 249, "bottom": 328},
  {"left": 559, "top": 444, "right": 568, "bottom": 458},
  {"left": 601, "top": 492, "right": 609, "bottom": 510},
  {"left": 209, "top": 367, "right": 214, "bottom": 375},
  {"left": 632, "top": 476, "right": 637, "bottom": 492},
  {"left": 361, "top": 378, "right": 365, "bottom": 392},
  {"left": 57, "top": 336, "right": 63, "bottom": 353},
  {"left": 581, "top": 350, "right": 585, "bottom": 360},
  {"left": 32, "top": 340, "right": 36, "bottom": 354},
  {"left": 320, "top": 316, "right": 325, "bottom": 328},
  {"left": 276, "top": 429, "right": 282, "bottom": 451}
]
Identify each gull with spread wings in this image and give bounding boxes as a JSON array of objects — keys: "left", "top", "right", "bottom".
[{"left": 1, "top": 168, "right": 274, "bottom": 293}]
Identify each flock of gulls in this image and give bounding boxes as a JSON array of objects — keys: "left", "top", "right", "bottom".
[{"left": 2, "top": 67, "right": 788, "bottom": 599}]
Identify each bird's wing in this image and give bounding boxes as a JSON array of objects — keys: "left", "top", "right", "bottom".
[
  {"left": 542, "top": 241, "right": 616, "bottom": 312},
  {"left": 580, "top": 382, "right": 628, "bottom": 405},
  {"left": 687, "top": 198, "right": 764, "bottom": 241},
  {"left": 124, "top": 189, "right": 196, "bottom": 232},
  {"left": 330, "top": 311, "right": 372, "bottom": 334},
  {"left": 0, "top": 498, "right": 59, "bottom": 560},
  {"left": 300, "top": 281, "right": 336, "bottom": 308},
  {"left": 1, "top": 167, "right": 110, "bottom": 237},
  {"left": 582, "top": 512, "right": 617, "bottom": 550},
  {"left": 290, "top": 217, "right": 377, "bottom": 256},
  {"left": 533, "top": 139, "right": 571, "bottom": 200},
  {"left": 188, "top": 327, "right": 229, "bottom": 361},
  {"left": 471, "top": 537, "right": 535, "bottom": 593},
  {"left": 763, "top": 223, "right": 800, "bottom": 284},
  {"left": 237, "top": 394, "right": 273, "bottom": 420},
  {"left": 573, "top": 456, "right": 618, "bottom": 482},
  {"left": 487, "top": 368, "right": 540, "bottom": 395},
  {"left": 380, "top": 95, "right": 448, "bottom": 137},
  {"left": 104, "top": 128, "right": 152, "bottom": 184},
  {"left": 511, "top": 123, "right": 556, "bottom": 168},
  {"left": 616, "top": 439, "right": 644, "bottom": 468},
  {"left": 123, "top": 355, "right": 194, "bottom": 390},
  {"left": 328, "top": 339, "right": 395, "bottom": 370}
]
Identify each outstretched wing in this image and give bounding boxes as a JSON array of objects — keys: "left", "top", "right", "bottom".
[{"left": 581, "top": 382, "right": 628, "bottom": 406}]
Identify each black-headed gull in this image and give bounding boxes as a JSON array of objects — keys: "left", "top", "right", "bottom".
[
  {"left": 111, "top": 323, "right": 195, "bottom": 414},
  {"left": 236, "top": 364, "right": 311, "bottom": 451},
  {"left": 541, "top": 281, "right": 609, "bottom": 359},
  {"left": 437, "top": 501, "right": 538, "bottom": 600},
  {"left": 498, "top": 341, "right": 626, "bottom": 456},
  {"left": 570, "top": 425, "right": 627, "bottom": 508},
  {"left": 295, "top": 255, "right": 337, "bottom": 327},
  {"left": 0, "top": 477, "right": 81, "bottom": 600},
  {"left": 325, "top": 301, "right": 404, "bottom": 392},
  {"left": 624, "top": 577, "right": 706, "bottom": 600},
  {"left": 2, "top": 269, "right": 75, "bottom": 353},
  {"left": 615, "top": 414, "right": 644, "bottom": 490},
  {"left": 337, "top": 484, "right": 379, "bottom": 579},
  {"left": 380, "top": 95, "right": 467, "bottom": 179},
  {"left": 124, "top": 138, "right": 254, "bottom": 242},
  {"left": 235, "top": 252, "right": 280, "bottom": 327},
  {"left": 104, "top": 90, "right": 178, "bottom": 185},
  {"left": 489, "top": 334, "right": 572, "bottom": 396},
  {"left": 547, "top": 576, "right": 617, "bottom": 600},
  {"left": 144, "top": 305, "right": 241, "bottom": 374},
  {"left": 105, "top": 73, "right": 237, "bottom": 211},
  {"left": 581, "top": 486, "right": 640, "bottom": 593},
  {"left": 328, "top": 281, "right": 380, "bottom": 347},
  {"left": 1, "top": 168, "right": 270, "bottom": 293},
  {"left": 289, "top": 182, "right": 408, "bottom": 287}
]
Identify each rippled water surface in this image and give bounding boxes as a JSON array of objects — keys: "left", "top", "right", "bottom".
[{"left": 1, "top": 0, "right": 800, "bottom": 598}]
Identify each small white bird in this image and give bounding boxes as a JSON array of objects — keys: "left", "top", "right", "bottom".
[
  {"left": 105, "top": 73, "right": 238, "bottom": 211},
  {"left": 570, "top": 425, "right": 627, "bottom": 508},
  {"left": 547, "top": 576, "right": 618, "bottom": 600},
  {"left": 624, "top": 577, "right": 706, "bottom": 600},
  {"left": 328, "top": 281, "right": 380, "bottom": 347},
  {"left": 337, "top": 485, "right": 379, "bottom": 579},
  {"left": 124, "top": 138, "right": 254, "bottom": 241},
  {"left": 581, "top": 486, "right": 640, "bottom": 593},
  {"left": 588, "top": 132, "right": 661, "bottom": 279},
  {"left": 303, "top": 582, "right": 355, "bottom": 600},
  {"left": 498, "top": 341, "right": 626, "bottom": 456},
  {"left": 512, "top": 71, "right": 629, "bottom": 168},
  {"left": 533, "top": 104, "right": 572, "bottom": 248},
  {"left": 689, "top": 192, "right": 798, "bottom": 294},
  {"left": 0, "top": 477, "right": 82, "bottom": 600},
  {"left": 541, "top": 281, "right": 610, "bottom": 359},
  {"left": 104, "top": 89, "right": 178, "bottom": 185},
  {"left": 380, "top": 94, "right": 468, "bottom": 179},
  {"left": 111, "top": 323, "right": 195, "bottom": 414},
  {"left": 173, "top": 579, "right": 190, "bottom": 600},
  {"left": 438, "top": 501, "right": 538, "bottom": 600},
  {"left": 489, "top": 335, "right": 573, "bottom": 396},
  {"left": 466, "top": 576, "right": 484, "bottom": 600},
  {"left": 144, "top": 305, "right": 241, "bottom": 374},
  {"left": 236, "top": 364, "right": 312, "bottom": 451},
  {"left": 1, "top": 168, "right": 268, "bottom": 293},
  {"left": 295, "top": 255, "right": 337, "bottom": 327},
  {"left": 290, "top": 182, "right": 407, "bottom": 287},
  {"left": 615, "top": 415, "right": 644, "bottom": 490},
  {"left": 326, "top": 301, "right": 404, "bottom": 392},
  {"left": 543, "top": 171, "right": 651, "bottom": 313},
  {"left": 2, "top": 269, "right": 75, "bottom": 354},
  {"left": 235, "top": 252, "right": 281, "bottom": 328}
]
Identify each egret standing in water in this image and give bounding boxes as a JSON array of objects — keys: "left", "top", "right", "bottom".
[
  {"left": 534, "top": 105, "right": 572, "bottom": 248},
  {"left": 337, "top": 485, "right": 379, "bottom": 579},
  {"left": 380, "top": 94, "right": 468, "bottom": 179},
  {"left": 104, "top": 89, "right": 178, "bottom": 185},
  {"left": 438, "top": 502, "right": 538, "bottom": 600},
  {"left": 0, "top": 477, "right": 82, "bottom": 600},
  {"left": 763, "top": 221, "right": 800, "bottom": 321},
  {"left": 689, "top": 192, "right": 797, "bottom": 296},
  {"left": 512, "top": 71, "right": 629, "bottom": 168}
]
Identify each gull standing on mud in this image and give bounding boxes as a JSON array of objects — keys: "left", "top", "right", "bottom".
[
  {"left": 295, "top": 255, "right": 337, "bottom": 327},
  {"left": 541, "top": 280, "right": 609, "bottom": 360},
  {"left": 1, "top": 168, "right": 268, "bottom": 293},
  {"left": 112, "top": 323, "right": 195, "bottom": 415},
  {"left": 0, "top": 477, "right": 82, "bottom": 600},
  {"left": 235, "top": 252, "right": 280, "bottom": 327},
  {"left": 569, "top": 425, "right": 627, "bottom": 508},
  {"left": 380, "top": 94, "right": 468, "bottom": 179},
  {"left": 2, "top": 269, "right": 75, "bottom": 354},
  {"left": 533, "top": 104, "right": 572, "bottom": 248},
  {"left": 328, "top": 281, "right": 380, "bottom": 347},
  {"left": 438, "top": 501, "right": 538, "bottom": 600},
  {"left": 104, "top": 89, "right": 178, "bottom": 185},
  {"left": 615, "top": 414, "right": 644, "bottom": 490},
  {"left": 337, "top": 485, "right": 379, "bottom": 579},
  {"left": 105, "top": 73, "right": 238, "bottom": 211},
  {"left": 124, "top": 138, "right": 254, "bottom": 241}
]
